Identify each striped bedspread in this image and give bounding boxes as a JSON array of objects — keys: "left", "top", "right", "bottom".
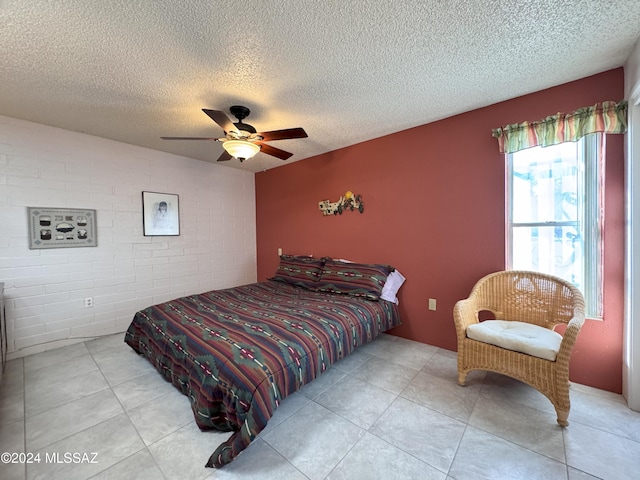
[{"left": 124, "top": 280, "right": 401, "bottom": 467}]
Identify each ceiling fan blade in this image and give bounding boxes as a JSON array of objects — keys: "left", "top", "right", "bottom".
[
  {"left": 202, "top": 109, "right": 239, "bottom": 134},
  {"left": 258, "top": 142, "right": 293, "bottom": 160},
  {"left": 257, "top": 128, "right": 308, "bottom": 141},
  {"left": 161, "top": 136, "right": 219, "bottom": 140},
  {"left": 216, "top": 150, "right": 233, "bottom": 162}
]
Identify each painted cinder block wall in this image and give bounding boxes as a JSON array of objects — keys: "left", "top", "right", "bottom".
[
  {"left": 0, "top": 115, "right": 257, "bottom": 359},
  {"left": 255, "top": 68, "right": 625, "bottom": 393}
]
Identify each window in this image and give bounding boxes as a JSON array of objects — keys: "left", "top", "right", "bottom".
[{"left": 507, "top": 133, "right": 602, "bottom": 318}]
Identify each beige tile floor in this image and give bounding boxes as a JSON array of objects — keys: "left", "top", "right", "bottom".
[{"left": 0, "top": 333, "right": 639, "bottom": 480}]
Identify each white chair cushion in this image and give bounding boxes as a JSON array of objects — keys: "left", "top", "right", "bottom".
[{"left": 466, "top": 320, "right": 562, "bottom": 361}]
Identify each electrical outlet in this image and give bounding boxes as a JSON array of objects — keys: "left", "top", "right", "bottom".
[
  {"left": 278, "top": 247, "right": 282, "bottom": 256},
  {"left": 428, "top": 298, "right": 437, "bottom": 311},
  {"left": 84, "top": 297, "right": 94, "bottom": 308}
]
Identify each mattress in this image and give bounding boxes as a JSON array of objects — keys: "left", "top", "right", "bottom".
[{"left": 124, "top": 280, "right": 401, "bottom": 467}]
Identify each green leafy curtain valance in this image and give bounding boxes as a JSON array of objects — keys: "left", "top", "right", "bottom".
[{"left": 492, "top": 100, "right": 628, "bottom": 154}]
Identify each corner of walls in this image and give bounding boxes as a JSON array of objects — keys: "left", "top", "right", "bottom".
[
  {"left": 625, "top": 39, "right": 640, "bottom": 98},
  {"left": 0, "top": 115, "right": 257, "bottom": 359}
]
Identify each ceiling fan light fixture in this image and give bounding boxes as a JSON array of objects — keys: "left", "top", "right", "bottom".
[{"left": 222, "top": 139, "right": 260, "bottom": 161}]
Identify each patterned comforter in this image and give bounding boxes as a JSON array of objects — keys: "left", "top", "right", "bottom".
[{"left": 124, "top": 280, "right": 401, "bottom": 467}]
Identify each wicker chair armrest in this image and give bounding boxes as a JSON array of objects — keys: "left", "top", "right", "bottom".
[
  {"left": 453, "top": 296, "right": 479, "bottom": 340},
  {"left": 556, "top": 315, "right": 586, "bottom": 363}
]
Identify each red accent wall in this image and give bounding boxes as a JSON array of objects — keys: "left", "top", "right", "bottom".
[{"left": 255, "top": 68, "right": 625, "bottom": 393}]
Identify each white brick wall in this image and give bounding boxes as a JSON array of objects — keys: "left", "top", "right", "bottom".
[{"left": 0, "top": 115, "right": 257, "bottom": 359}]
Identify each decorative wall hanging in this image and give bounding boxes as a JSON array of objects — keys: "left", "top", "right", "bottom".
[
  {"left": 27, "top": 207, "right": 97, "bottom": 249},
  {"left": 319, "top": 191, "right": 364, "bottom": 216},
  {"left": 142, "top": 191, "right": 180, "bottom": 236}
]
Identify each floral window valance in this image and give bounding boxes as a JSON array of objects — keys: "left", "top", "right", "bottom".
[{"left": 492, "top": 100, "right": 628, "bottom": 154}]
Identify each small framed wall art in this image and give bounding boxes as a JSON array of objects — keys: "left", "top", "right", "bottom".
[
  {"left": 142, "top": 191, "right": 180, "bottom": 236},
  {"left": 27, "top": 207, "right": 97, "bottom": 249}
]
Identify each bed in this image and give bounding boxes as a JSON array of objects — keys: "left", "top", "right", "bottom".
[{"left": 124, "top": 256, "right": 403, "bottom": 467}]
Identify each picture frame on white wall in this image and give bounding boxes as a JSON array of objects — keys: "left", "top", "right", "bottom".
[
  {"left": 142, "top": 191, "right": 180, "bottom": 236},
  {"left": 27, "top": 207, "right": 97, "bottom": 249}
]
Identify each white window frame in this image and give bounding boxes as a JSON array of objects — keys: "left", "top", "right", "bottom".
[{"left": 506, "top": 133, "right": 603, "bottom": 318}]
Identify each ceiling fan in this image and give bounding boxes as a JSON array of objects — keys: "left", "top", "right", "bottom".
[{"left": 161, "top": 105, "right": 308, "bottom": 162}]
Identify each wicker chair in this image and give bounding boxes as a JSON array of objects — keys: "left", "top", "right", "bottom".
[{"left": 453, "top": 270, "right": 586, "bottom": 426}]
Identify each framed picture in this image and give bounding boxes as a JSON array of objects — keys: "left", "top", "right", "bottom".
[
  {"left": 142, "top": 191, "right": 180, "bottom": 236},
  {"left": 27, "top": 207, "right": 97, "bottom": 249}
]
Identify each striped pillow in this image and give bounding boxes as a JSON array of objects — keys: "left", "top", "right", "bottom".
[
  {"left": 271, "top": 255, "right": 324, "bottom": 289},
  {"left": 315, "top": 259, "right": 393, "bottom": 300}
]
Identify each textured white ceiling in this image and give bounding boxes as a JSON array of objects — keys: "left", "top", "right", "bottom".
[{"left": 1, "top": 1, "right": 639, "bottom": 173}]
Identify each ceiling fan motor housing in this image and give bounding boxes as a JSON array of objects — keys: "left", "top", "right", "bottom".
[
  {"left": 230, "top": 105, "right": 257, "bottom": 135},
  {"left": 233, "top": 122, "right": 257, "bottom": 135}
]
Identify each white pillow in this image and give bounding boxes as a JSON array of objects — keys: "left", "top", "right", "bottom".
[
  {"left": 466, "top": 320, "right": 562, "bottom": 361},
  {"left": 380, "top": 270, "right": 406, "bottom": 304}
]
